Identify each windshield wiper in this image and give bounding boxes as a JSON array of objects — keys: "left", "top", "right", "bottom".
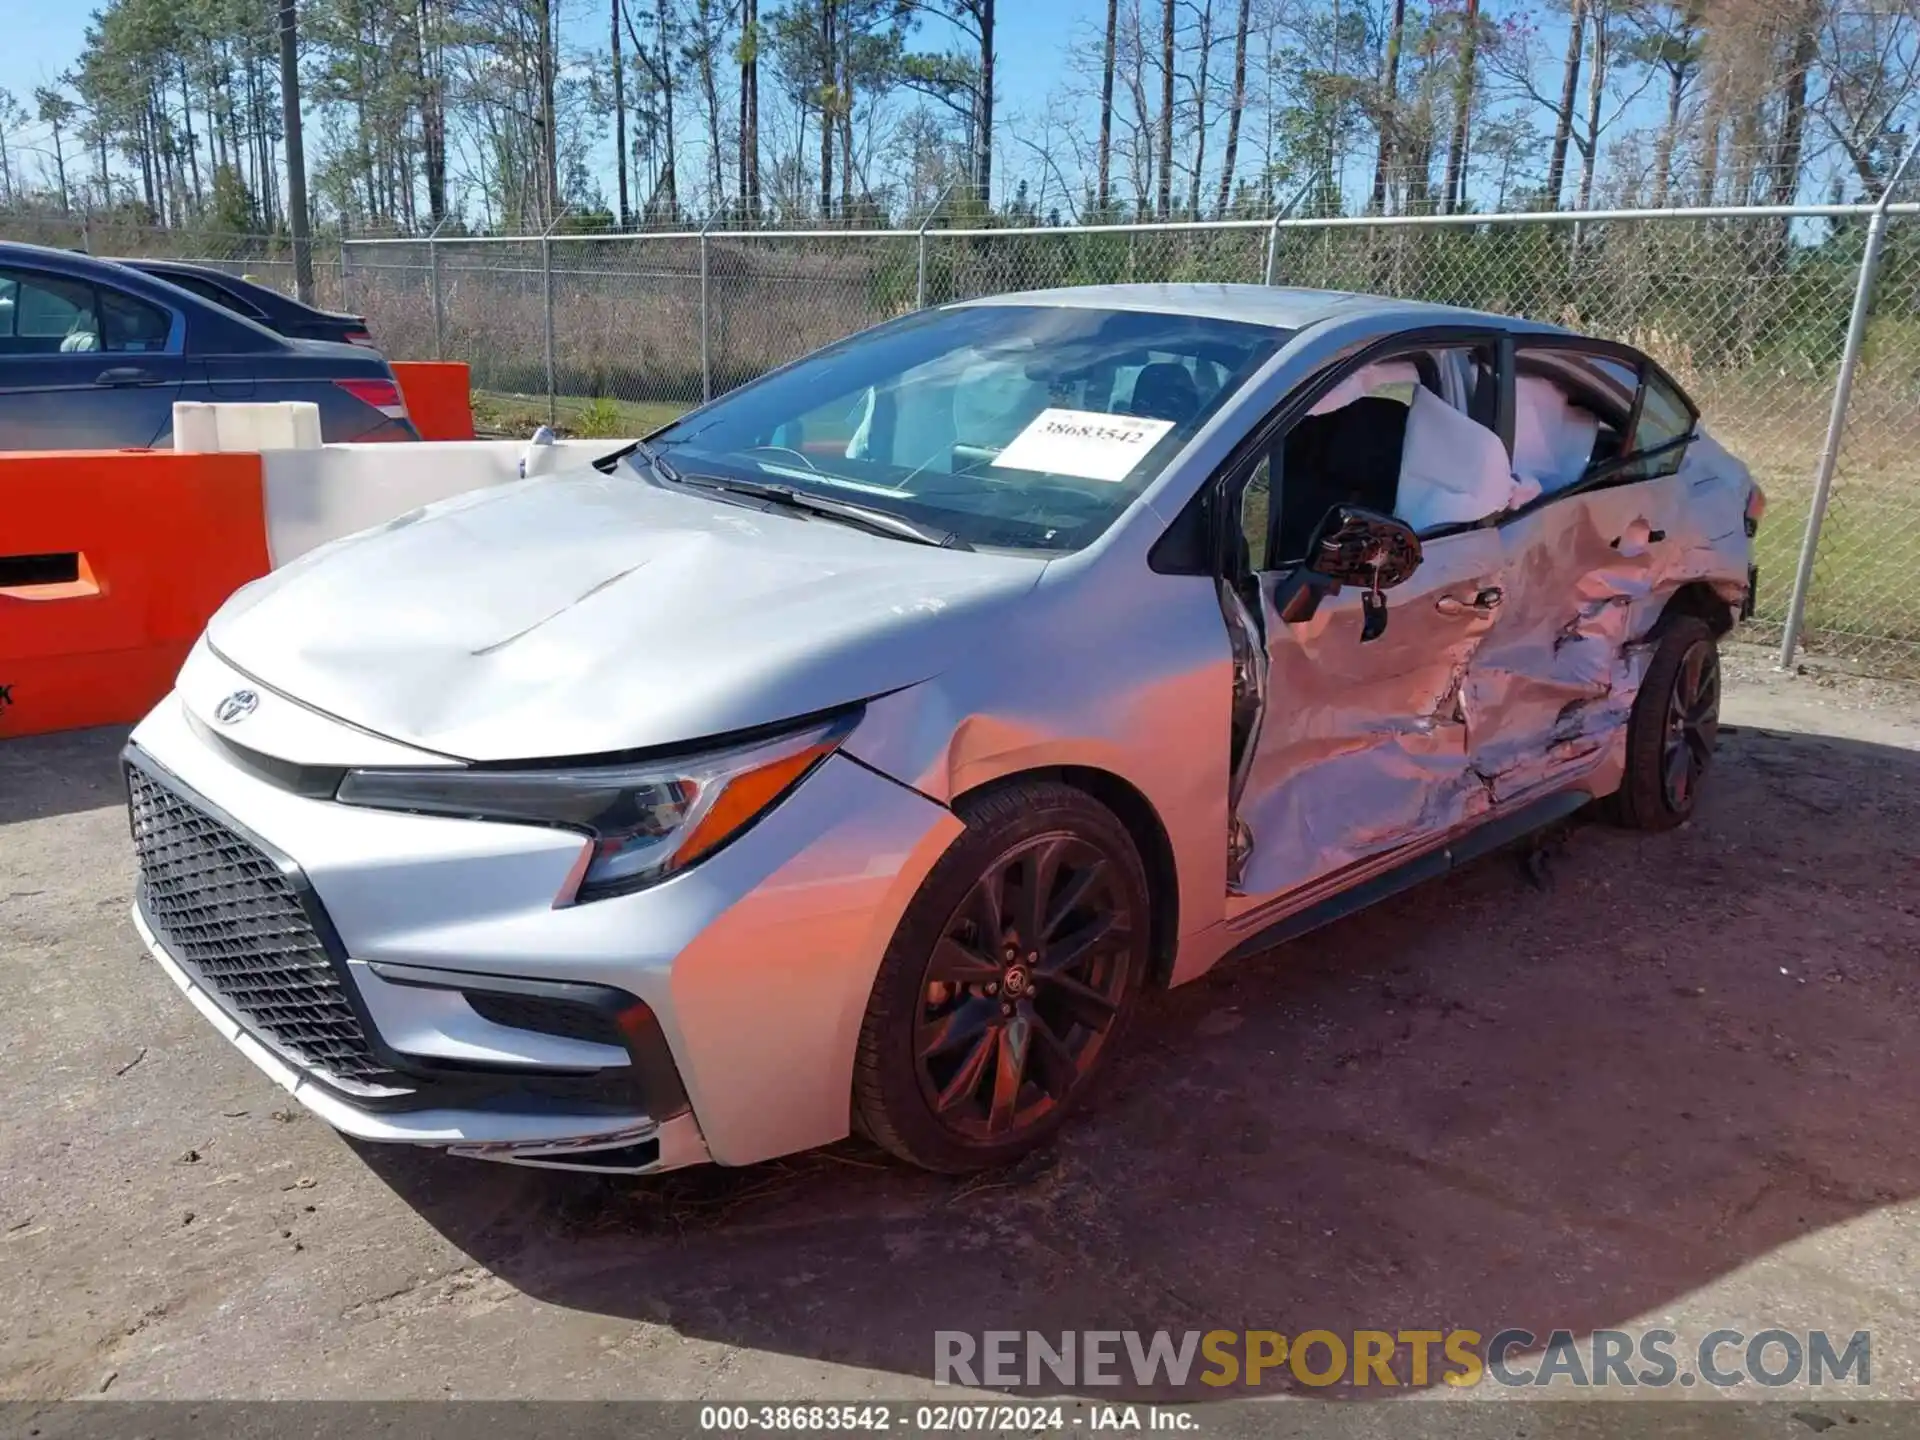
[
  {"left": 675, "top": 474, "right": 973, "bottom": 551},
  {"left": 593, "top": 436, "right": 679, "bottom": 483}
]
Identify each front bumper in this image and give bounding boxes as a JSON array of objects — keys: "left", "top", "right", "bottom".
[
  {"left": 133, "top": 902, "right": 710, "bottom": 1172},
  {"left": 127, "top": 665, "right": 964, "bottom": 1170}
]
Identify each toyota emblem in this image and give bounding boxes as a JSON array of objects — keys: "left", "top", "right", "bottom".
[{"left": 214, "top": 689, "right": 259, "bottom": 725}]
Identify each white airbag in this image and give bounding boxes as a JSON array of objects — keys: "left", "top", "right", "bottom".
[
  {"left": 1309, "top": 360, "right": 1421, "bottom": 416},
  {"left": 1512, "top": 374, "right": 1600, "bottom": 494},
  {"left": 1395, "top": 385, "right": 1515, "bottom": 532}
]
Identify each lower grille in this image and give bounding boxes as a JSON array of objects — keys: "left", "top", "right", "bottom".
[{"left": 127, "top": 758, "right": 402, "bottom": 1093}]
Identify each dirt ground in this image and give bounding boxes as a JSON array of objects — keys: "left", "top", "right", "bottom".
[{"left": 3, "top": 642, "right": 1920, "bottom": 1407}]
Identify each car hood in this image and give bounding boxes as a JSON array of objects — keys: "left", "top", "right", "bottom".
[{"left": 207, "top": 470, "right": 1043, "bottom": 761}]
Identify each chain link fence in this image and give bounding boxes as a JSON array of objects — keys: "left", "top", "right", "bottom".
[
  {"left": 37, "top": 202, "right": 1916, "bottom": 674},
  {"left": 8, "top": 211, "right": 354, "bottom": 310}
]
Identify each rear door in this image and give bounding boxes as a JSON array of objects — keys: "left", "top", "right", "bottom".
[
  {"left": 0, "top": 266, "right": 186, "bottom": 449},
  {"left": 1460, "top": 338, "right": 1698, "bottom": 800}
]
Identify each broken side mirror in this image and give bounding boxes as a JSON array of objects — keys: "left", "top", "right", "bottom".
[{"left": 1274, "top": 505, "right": 1424, "bottom": 642}]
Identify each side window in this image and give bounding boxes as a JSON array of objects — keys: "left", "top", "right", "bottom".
[
  {"left": 1511, "top": 346, "right": 1692, "bottom": 491},
  {"left": 1628, "top": 373, "right": 1696, "bottom": 479},
  {"left": 0, "top": 268, "right": 98, "bottom": 352},
  {"left": 1267, "top": 344, "right": 1509, "bottom": 564},
  {"left": 1511, "top": 360, "right": 1609, "bottom": 497},
  {"left": 99, "top": 288, "right": 172, "bottom": 352}
]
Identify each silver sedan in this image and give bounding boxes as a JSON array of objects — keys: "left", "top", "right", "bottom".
[{"left": 125, "top": 284, "right": 1761, "bottom": 1174}]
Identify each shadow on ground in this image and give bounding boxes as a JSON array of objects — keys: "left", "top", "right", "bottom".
[
  {"left": 354, "top": 722, "right": 1920, "bottom": 1399},
  {"left": 0, "top": 725, "right": 132, "bottom": 826}
]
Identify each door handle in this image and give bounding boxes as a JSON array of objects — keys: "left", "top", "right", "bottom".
[
  {"left": 94, "top": 366, "right": 156, "bottom": 386},
  {"left": 1435, "top": 587, "right": 1504, "bottom": 617}
]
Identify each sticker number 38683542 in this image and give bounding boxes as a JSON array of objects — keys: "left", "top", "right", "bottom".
[{"left": 990, "top": 408, "right": 1176, "bottom": 483}]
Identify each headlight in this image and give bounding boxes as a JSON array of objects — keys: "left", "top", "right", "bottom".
[{"left": 335, "top": 712, "right": 856, "bottom": 902}]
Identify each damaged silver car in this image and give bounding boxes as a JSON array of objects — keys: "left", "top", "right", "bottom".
[{"left": 125, "top": 285, "right": 1762, "bottom": 1175}]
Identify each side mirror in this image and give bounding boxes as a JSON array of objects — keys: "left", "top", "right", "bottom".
[
  {"left": 1303, "top": 504, "right": 1423, "bottom": 590},
  {"left": 1275, "top": 506, "right": 1424, "bottom": 642}
]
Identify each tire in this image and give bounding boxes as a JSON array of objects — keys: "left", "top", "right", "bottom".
[
  {"left": 852, "top": 780, "right": 1152, "bottom": 1173},
  {"left": 1603, "top": 613, "right": 1722, "bottom": 831}
]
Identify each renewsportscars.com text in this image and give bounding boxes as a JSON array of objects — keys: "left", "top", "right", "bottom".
[{"left": 934, "top": 1328, "right": 1871, "bottom": 1390}]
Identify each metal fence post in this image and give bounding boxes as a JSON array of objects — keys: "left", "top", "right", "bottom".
[
  {"left": 1778, "top": 145, "right": 1919, "bottom": 670},
  {"left": 700, "top": 205, "right": 722, "bottom": 404},
  {"left": 541, "top": 215, "right": 560, "bottom": 429},
  {"left": 1263, "top": 180, "right": 1317, "bottom": 286},
  {"left": 428, "top": 217, "right": 447, "bottom": 361},
  {"left": 339, "top": 223, "right": 354, "bottom": 312},
  {"left": 916, "top": 182, "right": 956, "bottom": 309}
]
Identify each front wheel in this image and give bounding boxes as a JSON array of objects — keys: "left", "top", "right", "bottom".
[
  {"left": 1604, "top": 613, "right": 1722, "bottom": 831},
  {"left": 852, "top": 781, "right": 1150, "bottom": 1173}
]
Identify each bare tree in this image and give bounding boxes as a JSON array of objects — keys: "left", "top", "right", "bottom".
[
  {"left": 740, "top": 0, "right": 761, "bottom": 212},
  {"left": 1442, "top": 0, "right": 1483, "bottom": 211},
  {"left": 1157, "top": 0, "right": 1175, "bottom": 216},
  {"left": 1548, "top": 0, "right": 1588, "bottom": 205},
  {"left": 1620, "top": 0, "right": 1704, "bottom": 207},
  {"left": 1371, "top": 0, "right": 1407, "bottom": 210},
  {"left": 1812, "top": 0, "right": 1920, "bottom": 197},
  {"left": 613, "top": 0, "right": 630, "bottom": 225},
  {"left": 1215, "top": 0, "right": 1250, "bottom": 214},
  {"left": 1098, "top": 0, "right": 1118, "bottom": 212},
  {"left": 34, "top": 87, "right": 75, "bottom": 210}
]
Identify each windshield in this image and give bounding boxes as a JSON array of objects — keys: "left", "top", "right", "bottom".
[{"left": 646, "top": 304, "right": 1285, "bottom": 553}]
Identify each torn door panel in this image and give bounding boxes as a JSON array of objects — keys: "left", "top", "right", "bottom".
[
  {"left": 1233, "top": 529, "right": 1502, "bottom": 905},
  {"left": 1461, "top": 435, "right": 1753, "bottom": 802}
]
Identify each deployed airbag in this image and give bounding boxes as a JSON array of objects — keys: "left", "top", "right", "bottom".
[
  {"left": 1512, "top": 375, "right": 1601, "bottom": 495},
  {"left": 1394, "top": 385, "right": 1515, "bottom": 532}
]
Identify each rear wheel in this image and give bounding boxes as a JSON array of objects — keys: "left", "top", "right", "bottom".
[
  {"left": 852, "top": 781, "right": 1150, "bottom": 1173},
  {"left": 1605, "top": 614, "right": 1721, "bottom": 831}
]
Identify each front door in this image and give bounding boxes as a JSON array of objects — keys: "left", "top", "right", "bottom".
[
  {"left": 1231, "top": 525, "right": 1506, "bottom": 912},
  {"left": 1222, "top": 335, "right": 1520, "bottom": 915},
  {"left": 0, "top": 265, "right": 184, "bottom": 450}
]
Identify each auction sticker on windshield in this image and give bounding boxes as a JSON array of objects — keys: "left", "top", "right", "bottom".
[{"left": 991, "top": 408, "right": 1176, "bottom": 482}]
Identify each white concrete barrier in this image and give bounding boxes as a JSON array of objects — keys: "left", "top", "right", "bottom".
[
  {"left": 259, "top": 437, "right": 633, "bottom": 567},
  {"left": 174, "top": 401, "right": 324, "bottom": 453}
]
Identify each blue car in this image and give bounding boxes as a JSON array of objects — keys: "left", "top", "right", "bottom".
[{"left": 0, "top": 241, "right": 418, "bottom": 450}]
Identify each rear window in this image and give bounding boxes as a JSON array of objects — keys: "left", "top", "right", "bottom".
[
  {"left": 163, "top": 271, "right": 264, "bottom": 319},
  {"left": 1630, "top": 374, "right": 1697, "bottom": 479}
]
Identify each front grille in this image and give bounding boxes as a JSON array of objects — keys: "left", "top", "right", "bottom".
[{"left": 127, "top": 759, "right": 402, "bottom": 1092}]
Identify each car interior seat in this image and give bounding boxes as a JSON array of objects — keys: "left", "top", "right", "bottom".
[
  {"left": 1276, "top": 395, "right": 1410, "bottom": 563},
  {"left": 1123, "top": 362, "right": 1201, "bottom": 424},
  {"left": 60, "top": 311, "right": 101, "bottom": 352}
]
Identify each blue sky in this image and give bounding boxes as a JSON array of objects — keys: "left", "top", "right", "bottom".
[{"left": 0, "top": 0, "right": 1104, "bottom": 204}]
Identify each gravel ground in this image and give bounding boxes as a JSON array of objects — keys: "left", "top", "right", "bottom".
[{"left": 3, "top": 642, "right": 1919, "bottom": 1407}]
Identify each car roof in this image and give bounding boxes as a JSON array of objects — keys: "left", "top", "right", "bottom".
[
  {"left": 954, "top": 282, "right": 1572, "bottom": 338},
  {"left": 117, "top": 257, "right": 348, "bottom": 320},
  {"left": 0, "top": 239, "right": 295, "bottom": 348}
]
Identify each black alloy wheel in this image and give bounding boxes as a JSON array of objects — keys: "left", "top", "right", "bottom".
[
  {"left": 1661, "top": 636, "right": 1721, "bottom": 812},
  {"left": 912, "top": 833, "right": 1134, "bottom": 1141},
  {"left": 853, "top": 780, "right": 1150, "bottom": 1172},
  {"left": 1605, "top": 612, "right": 1722, "bottom": 831}
]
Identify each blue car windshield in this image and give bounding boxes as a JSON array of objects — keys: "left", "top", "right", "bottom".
[{"left": 645, "top": 304, "right": 1285, "bottom": 553}]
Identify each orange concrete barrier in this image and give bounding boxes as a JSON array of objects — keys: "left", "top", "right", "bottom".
[
  {"left": 0, "top": 451, "right": 270, "bottom": 739},
  {"left": 392, "top": 361, "right": 476, "bottom": 441}
]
